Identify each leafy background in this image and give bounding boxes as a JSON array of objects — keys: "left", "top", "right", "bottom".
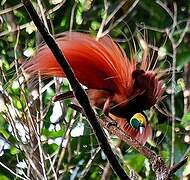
[{"left": 0, "top": 0, "right": 190, "bottom": 179}]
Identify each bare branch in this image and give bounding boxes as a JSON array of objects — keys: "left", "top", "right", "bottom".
[
  {"left": 169, "top": 157, "right": 188, "bottom": 175},
  {"left": 96, "top": 0, "right": 108, "bottom": 40},
  {"left": 101, "top": 0, "right": 139, "bottom": 37},
  {"left": 0, "top": 3, "right": 23, "bottom": 15},
  {"left": 0, "top": 161, "right": 30, "bottom": 180},
  {"left": 79, "top": 147, "right": 101, "bottom": 179},
  {"left": 69, "top": 1, "right": 77, "bottom": 32},
  {"left": 156, "top": 0, "right": 174, "bottom": 21}
]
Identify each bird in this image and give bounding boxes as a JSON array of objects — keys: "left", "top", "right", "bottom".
[{"left": 23, "top": 32, "right": 164, "bottom": 145}]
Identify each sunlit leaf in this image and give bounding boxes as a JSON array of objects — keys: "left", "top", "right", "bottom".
[
  {"left": 177, "top": 50, "right": 190, "bottom": 70},
  {"left": 23, "top": 47, "right": 35, "bottom": 57},
  {"left": 181, "top": 112, "right": 190, "bottom": 127},
  {"left": 10, "top": 147, "right": 17, "bottom": 155},
  {"left": 0, "top": 175, "right": 9, "bottom": 180},
  {"left": 124, "top": 152, "right": 145, "bottom": 173},
  {"left": 13, "top": 98, "right": 23, "bottom": 110}
]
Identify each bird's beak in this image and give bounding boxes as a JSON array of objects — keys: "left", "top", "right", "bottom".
[{"left": 139, "top": 126, "right": 145, "bottom": 134}]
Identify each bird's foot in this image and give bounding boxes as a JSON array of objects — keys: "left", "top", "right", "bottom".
[{"left": 106, "top": 121, "right": 118, "bottom": 128}]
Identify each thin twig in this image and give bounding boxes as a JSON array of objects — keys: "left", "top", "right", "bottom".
[
  {"left": 101, "top": 162, "right": 112, "bottom": 180},
  {"left": 35, "top": 2, "right": 48, "bottom": 176},
  {"left": 164, "top": 3, "right": 177, "bottom": 167},
  {"left": 13, "top": 29, "right": 20, "bottom": 76},
  {"left": 79, "top": 147, "right": 101, "bottom": 179},
  {"left": 46, "top": 1, "right": 66, "bottom": 16},
  {"left": 47, "top": 154, "right": 58, "bottom": 180},
  {"left": 175, "top": 19, "right": 190, "bottom": 48},
  {"left": 156, "top": 1, "right": 181, "bottom": 167},
  {"left": 101, "top": 0, "right": 139, "bottom": 38},
  {"left": 96, "top": 0, "right": 108, "bottom": 40},
  {"left": 156, "top": 0, "right": 174, "bottom": 21},
  {"left": 36, "top": 123, "right": 48, "bottom": 180},
  {"left": 69, "top": 1, "right": 77, "bottom": 32},
  {"left": 24, "top": 150, "right": 45, "bottom": 179},
  {"left": 55, "top": 112, "right": 76, "bottom": 173},
  {"left": 0, "top": 161, "right": 30, "bottom": 180},
  {"left": 36, "top": 0, "right": 49, "bottom": 32},
  {"left": 0, "top": 3, "right": 23, "bottom": 15},
  {"left": 137, "top": 24, "right": 166, "bottom": 33},
  {"left": 104, "top": 0, "right": 127, "bottom": 26},
  {"left": 0, "top": 22, "right": 33, "bottom": 37}
]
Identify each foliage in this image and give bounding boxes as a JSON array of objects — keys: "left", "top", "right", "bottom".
[{"left": 0, "top": 0, "right": 190, "bottom": 179}]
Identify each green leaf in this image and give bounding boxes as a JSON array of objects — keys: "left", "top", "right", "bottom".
[
  {"left": 91, "top": 21, "right": 100, "bottom": 30},
  {"left": 10, "top": 147, "right": 17, "bottom": 155},
  {"left": 0, "top": 129, "right": 10, "bottom": 140},
  {"left": 25, "top": 23, "right": 36, "bottom": 34},
  {"left": 23, "top": 47, "right": 35, "bottom": 57},
  {"left": 13, "top": 98, "right": 23, "bottom": 110},
  {"left": 181, "top": 112, "right": 190, "bottom": 127},
  {"left": 177, "top": 50, "right": 190, "bottom": 70},
  {"left": 2, "top": 59, "right": 10, "bottom": 71},
  {"left": 160, "top": 150, "right": 170, "bottom": 162},
  {"left": 43, "top": 143, "right": 58, "bottom": 154},
  {"left": 124, "top": 152, "right": 145, "bottom": 173},
  {"left": 0, "top": 175, "right": 9, "bottom": 180},
  {"left": 42, "top": 129, "right": 64, "bottom": 138}
]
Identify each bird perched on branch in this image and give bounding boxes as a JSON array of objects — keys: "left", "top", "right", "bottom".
[{"left": 23, "top": 32, "right": 164, "bottom": 145}]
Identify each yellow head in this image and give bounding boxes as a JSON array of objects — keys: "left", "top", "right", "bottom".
[{"left": 130, "top": 113, "right": 147, "bottom": 134}]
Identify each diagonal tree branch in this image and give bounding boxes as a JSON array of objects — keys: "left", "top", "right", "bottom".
[
  {"left": 96, "top": 113, "right": 187, "bottom": 180},
  {"left": 22, "top": 0, "right": 130, "bottom": 179},
  {"left": 169, "top": 157, "right": 188, "bottom": 176}
]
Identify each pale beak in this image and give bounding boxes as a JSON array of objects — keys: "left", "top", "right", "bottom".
[{"left": 139, "top": 126, "right": 145, "bottom": 134}]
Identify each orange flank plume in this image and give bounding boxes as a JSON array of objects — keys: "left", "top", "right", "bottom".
[{"left": 23, "top": 32, "right": 164, "bottom": 145}]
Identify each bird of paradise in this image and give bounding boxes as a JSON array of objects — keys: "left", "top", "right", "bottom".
[{"left": 23, "top": 32, "right": 164, "bottom": 145}]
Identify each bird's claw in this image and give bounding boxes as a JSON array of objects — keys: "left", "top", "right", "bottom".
[{"left": 106, "top": 121, "right": 118, "bottom": 128}]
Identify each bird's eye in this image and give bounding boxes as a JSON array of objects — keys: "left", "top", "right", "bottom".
[{"left": 130, "top": 113, "right": 146, "bottom": 130}]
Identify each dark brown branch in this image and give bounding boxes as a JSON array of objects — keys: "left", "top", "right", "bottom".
[
  {"left": 169, "top": 157, "right": 188, "bottom": 176},
  {"left": 22, "top": 0, "right": 129, "bottom": 179},
  {"left": 98, "top": 115, "right": 170, "bottom": 180}
]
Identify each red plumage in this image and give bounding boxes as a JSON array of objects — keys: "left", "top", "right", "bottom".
[
  {"left": 23, "top": 32, "right": 164, "bottom": 145},
  {"left": 112, "top": 115, "right": 152, "bottom": 145}
]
